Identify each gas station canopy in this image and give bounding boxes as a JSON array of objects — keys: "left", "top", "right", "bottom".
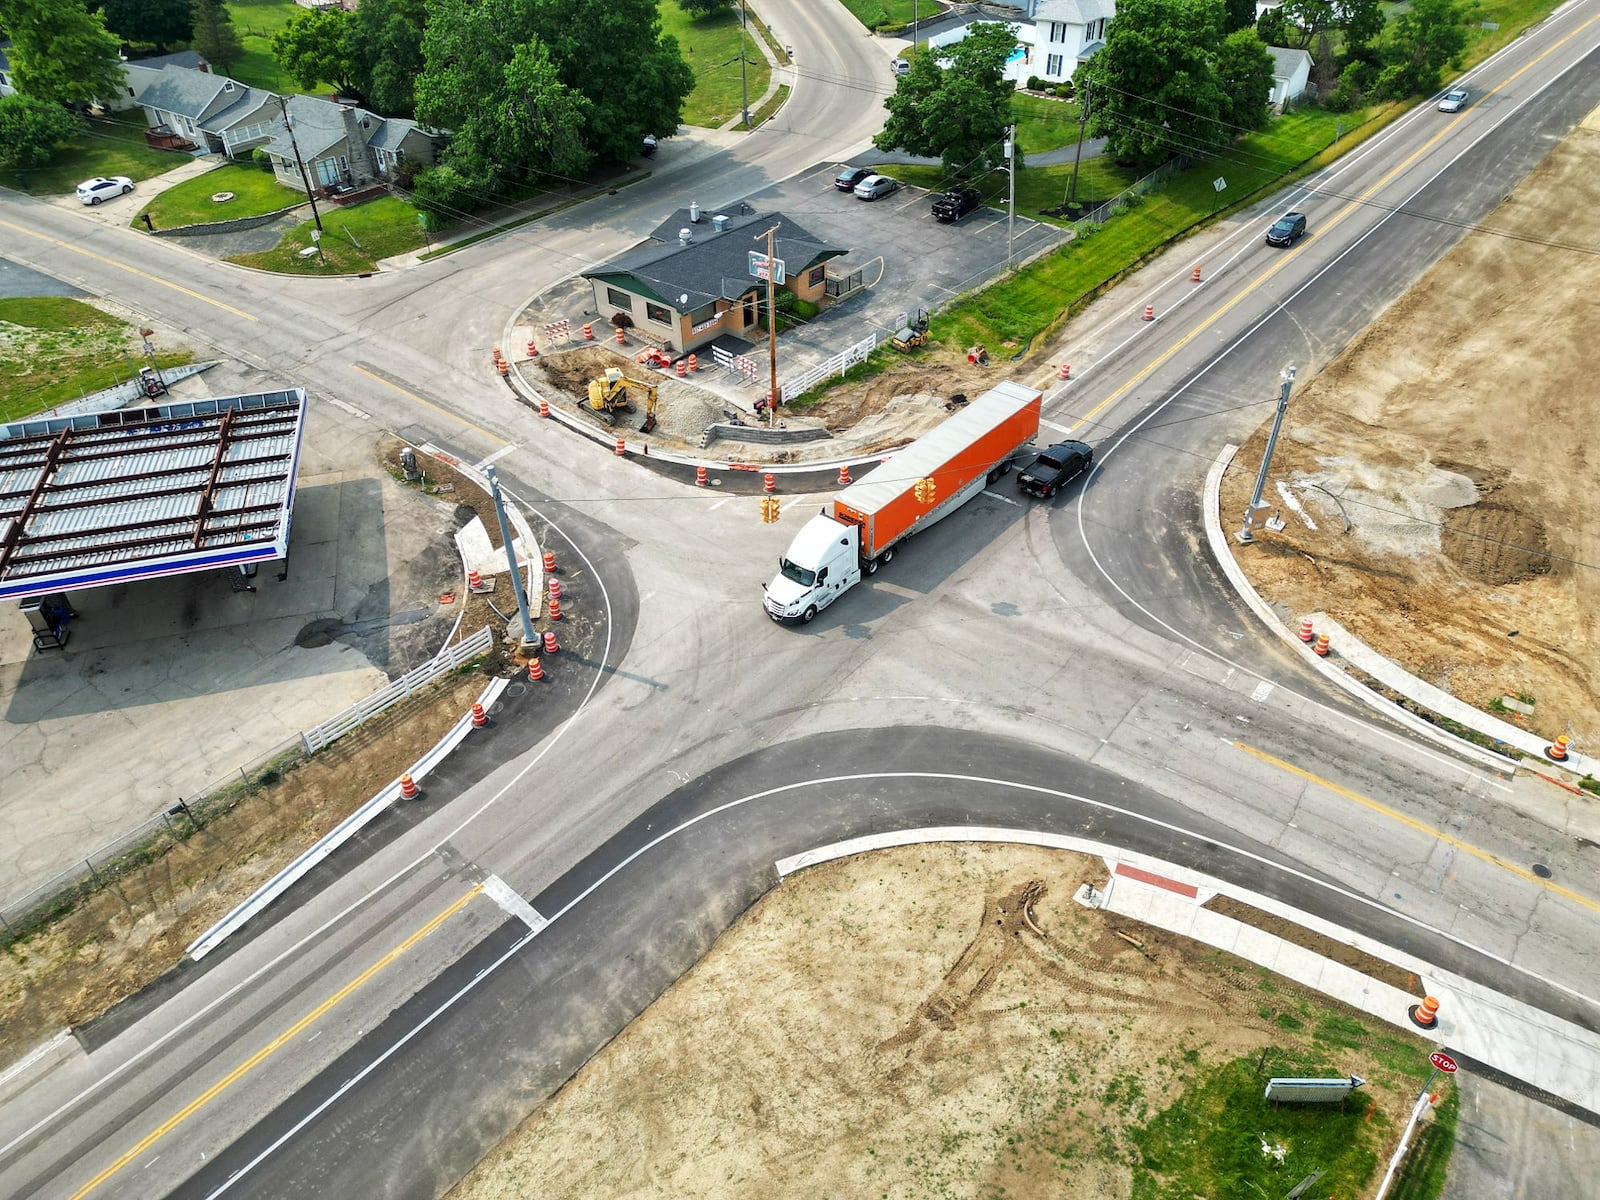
[{"left": 0, "top": 390, "right": 308, "bottom": 602}]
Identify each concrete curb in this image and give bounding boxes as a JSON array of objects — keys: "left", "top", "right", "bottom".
[
  {"left": 776, "top": 826, "right": 1600, "bottom": 1113},
  {"left": 185, "top": 675, "right": 509, "bottom": 961},
  {"left": 1203, "top": 444, "right": 1517, "bottom": 772}
]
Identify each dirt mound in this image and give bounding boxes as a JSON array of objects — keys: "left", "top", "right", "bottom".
[{"left": 1223, "top": 116, "right": 1600, "bottom": 741}]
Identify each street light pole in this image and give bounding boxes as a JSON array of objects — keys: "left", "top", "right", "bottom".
[
  {"left": 1005, "top": 125, "right": 1015, "bottom": 267},
  {"left": 485, "top": 466, "right": 537, "bottom": 649},
  {"left": 1236, "top": 365, "right": 1296, "bottom": 544}
]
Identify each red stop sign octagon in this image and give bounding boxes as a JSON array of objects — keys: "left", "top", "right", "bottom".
[{"left": 1430, "top": 1051, "right": 1458, "bottom": 1073}]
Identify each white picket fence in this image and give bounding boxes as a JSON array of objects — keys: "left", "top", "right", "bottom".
[
  {"left": 301, "top": 625, "right": 494, "bottom": 753},
  {"left": 781, "top": 330, "right": 879, "bottom": 400}
]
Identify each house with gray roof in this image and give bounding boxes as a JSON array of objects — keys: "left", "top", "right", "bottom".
[
  {"left": 1266, "top": 46, "right": 1314, "bottom": 107},
  {"left": 134, "top": 66, "right": 275, "bottom": 154},
  {"left": 257, "top": 93, "right": 443, "bottom": 195},
  {"left": 116, "top": 50, "right": 210, "bottom": 112},
  {"left": 582, "top": 209, "right": 849, "bottom": 355}
]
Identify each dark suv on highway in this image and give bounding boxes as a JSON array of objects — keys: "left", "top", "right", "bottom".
[{"left": 1265, "top": 211, "right": 1307, "bottom": 247}]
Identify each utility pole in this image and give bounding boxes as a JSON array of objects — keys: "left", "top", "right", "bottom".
[
  {"left": 914, "top": 0, "right": 919, "bottom": 49},
  {"left": 740, "top": 0, "right": 751, "bottom": 128},
  {"left": 1067, "top": 79, "right": 1091, "bottom": 214},
  {"left": 1005, "top": 125, "right": 1016, "bottom": 267},
  {"left": 277, "top": 94, "right": 324, "bottom": 234},
  {"left": 1236, "top": 365, "right": 1296, "bottom": 544},
  {"left": 485, "top": 466, "right": 536, "bottom": 650},
  {"left": 758, "top": 223, "right": 781, "bottom": 425}
]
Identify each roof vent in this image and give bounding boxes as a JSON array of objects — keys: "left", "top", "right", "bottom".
[
  {"left": 678, "top": 227, "right": 693, "bottom": 246},
  {"left": 689, "top": 201, "right": 701, "bottom": 223},
  {"left": 224, "top": 80, "right": 235, "bottom": 92},
  {"left": 712, "top": 214, "right": 729, "bottom": 232}
]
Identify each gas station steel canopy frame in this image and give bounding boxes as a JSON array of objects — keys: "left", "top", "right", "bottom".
[{"left": 0, "top": 390, "right": 308, "bottom": 603}]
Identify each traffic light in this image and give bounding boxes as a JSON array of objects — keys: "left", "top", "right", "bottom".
[
  {"left": 913, "top": 476, "right": 936, "bottom": 505},
  {"left": 760, "top": 495, "right": 781, "bottom": 524}
]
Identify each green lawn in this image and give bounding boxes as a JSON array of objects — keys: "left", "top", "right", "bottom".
[
  {"left": 225, "top": 0, "right": 322, "bottom": 93},
  {"left": 1012, "top": 91, "right": 1083, "bottom": 155},
  {"left": 0, "top": 297, "right": 193, "bottom": 421},
  {"left": 7, "top": 113, "right": 185, "bottom": 197},
  {"left": 660, "top": 0, "right": 773, "bottom": 127},
  {"left": 139, "top": 162, "right": 303, "bottom": 228},
  {"left": 837, "top": 0, "right": 923, "bottom": 29},
  {"left": 229, "top": 194, "right": 426, "bottom": 273}
]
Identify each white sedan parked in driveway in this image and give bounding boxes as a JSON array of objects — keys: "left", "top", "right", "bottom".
[{"left": 76, "top": 176, "right": 134, "bottom": 205}]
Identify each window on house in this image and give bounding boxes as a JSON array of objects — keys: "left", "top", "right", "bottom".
[
  {"left": 1047, "top": 54, "right": 1064, "bottom": 76},
  {"left": 645, "top": 302, "right": 671, "bottom": 324},
  {"left": 606, "top": 287, "right": 631, "bottom": 309},
  {"left": 808, "top": 265, "right": 825, "bottom": 287},
  {"left": 689, "top": 302, "right": 716, "bottom": 326},
  {"left": 1053, "top": 22, "right": 1065, "bottom": 42}
]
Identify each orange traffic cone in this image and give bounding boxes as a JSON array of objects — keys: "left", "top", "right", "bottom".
[
  {"left": 615, "top": 437, "right": 625, "bottom": 456},
  {"left": 1143, "top": 304, "right": 1155, "bottom": 321},
  {"left": 1314, "top": 633, "right": 1330, "bottom": 657},
  {"left": 543, "top": 551, "right": 556, "bottom": 574},
  {"left": 539, "top": 398, "right": 550, "bottom": 418},
  {"left": 763, "top": 473, "right": 775, "bottom": 494},
  {"left": 468, "top": 568, "right": 492, "bottom": 594},
  {"left": 471, "top": 702, "right": 488, "bottom": 728},
  {"left": 1408, "top": 995, "right": 1440, "bottom": 1029},
  {"left": 527, "top": 658, "right": 543, "bottom": 681},
  {"left": 838, "top": 464, "right": 852, "bottom": 485},
  {"left": 1058, "top": 363, "right": 1071, "bottom": 380},
  {"left": 548, "top": 596, "right": 562, "bottom": 621},
  {"left": 1298, "top": 616, "right": 1314, "bottom": 642},
  {"left": 400, "top": 773, "right": 420, "bottom": 799},
  {"left": 1547, "top": 736, "right": 1570, "bottom": 761},
  {"left": 548, "top": 578, "right": 561, "bottom": 600},
  {"left": 1191, "top": 264, "right": 1202, "bottom": 282},
  {"left": 543, "top": 630, "right": 558, "bottom": 655},
  {"left": 696, "top": 465, "right": 709, "bottom": 487}
]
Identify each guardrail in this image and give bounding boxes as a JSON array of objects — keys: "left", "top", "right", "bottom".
[{"left": 302, "top": 625, "right": 492, "bottom": 753}]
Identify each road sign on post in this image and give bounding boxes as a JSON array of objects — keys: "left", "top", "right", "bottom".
[
  {"left": 1428, "top": 1052, "right": 1458, "bottom": 1073},
  {"left": 748, "top": 250, "right": 785, "bottom": 284}
]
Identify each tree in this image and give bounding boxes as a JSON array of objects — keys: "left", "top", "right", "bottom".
[
  {"left": 1214, "top": 29, "right": 1274, "bottom": 131},
  {"left": 4, "top": 0, "right": 125, "bottom": 108},
  {"left": 273, "top": 7, "right": 361, "bottom": 98},
  {"left": 875, "top": 22, "right": 1018, "bottom": 178},
  {"left": 1081, "top": 0, "right": 1227, "bottom": 167},
  {"left": 1277, "top": 0, "right": 1337, "bottom": 50},
  {"left": 348, "top": 0, "right": 426, "bottom": 116},
  {"left": 99, "top": 0, "right": 193, "bottom": 51},
  {"left": 678, "top": 0, "right": 732, "bottom": 15},
  {"left": 492, "top": 41, "right": 592, "bottom": 181},
  {"left": 1343, "top": 0, "right": 1387, "bottom": 58},
  {"left": 190, "top": 0, "right": 245, "bottom": 76},
  {"left": 1223, "top": 0, "right": 1257, "bottom": 35},
  {"left": 417, "top": 0, "right": 693, "bottom": 175},
  {"left": 0, "top": 94, "right": 82, "bottom": 168},
  {"left": 1383, "top": 0, "right": 1472, "bottom": 96}
]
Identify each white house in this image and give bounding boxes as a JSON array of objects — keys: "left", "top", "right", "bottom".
[
  {"left": 1266, "top": 46, "right": 1313, "bottom": 106},
  {"left": 1028, "top": 0, "right": 1113, "bottom": 84}
]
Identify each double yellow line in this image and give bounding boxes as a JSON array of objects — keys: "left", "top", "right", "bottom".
[{"left": 69, "top": 884, "right": 482, "bottom": 1199}]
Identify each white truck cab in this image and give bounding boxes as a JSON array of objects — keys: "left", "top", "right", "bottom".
[{"left": 764, "top": 514, "right": 863, "bottom": 624}]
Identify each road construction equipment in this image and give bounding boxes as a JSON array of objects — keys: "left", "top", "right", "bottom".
[
  {"left": 586, "top": 367, "right": 660, "bottom": 433},
  {"left": 892, "top": 310, "right": 929, "bottom": 352}
]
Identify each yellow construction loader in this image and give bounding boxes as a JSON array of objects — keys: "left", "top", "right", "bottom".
[{"left": 586, "top": 368, "right": 661, "bottom": 433}]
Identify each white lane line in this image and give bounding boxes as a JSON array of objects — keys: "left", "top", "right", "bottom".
[
  {"left": 475, "top": 444, "right": 518, "bottom": 471},
  {"left": 708, "top": 496, "right": 735, "bottom": 510},
  {"left": 481, "top": 875, "right": 548, "bottom": 933},
  {"left": 323, "top": 396, "right": 370, "bottom": 420},
  {"left": 982, "top": 490, "right": 1023, "bottom": 507},
  {"left": 1041, "top": 418, "right": 1074, "bottom": 433}
]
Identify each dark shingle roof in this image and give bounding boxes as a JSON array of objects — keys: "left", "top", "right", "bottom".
[{"left": 584, "top": 211, "right": 847, "bottom": 309}]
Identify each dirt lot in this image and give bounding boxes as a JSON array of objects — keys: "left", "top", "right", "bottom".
[
  {"left": 1221, "top": 109, "right": 1600, "bottom": 745},
  {"left": 449, "top": 844, "right": 1433, "bottom": 1199},
  {"left": 521, "top": 345, "right": 1012, "bottom": 462}
]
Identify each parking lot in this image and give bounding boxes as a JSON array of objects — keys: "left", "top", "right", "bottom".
[{"left": 744, "top": 163, "right": 1070, "bottom": 369}]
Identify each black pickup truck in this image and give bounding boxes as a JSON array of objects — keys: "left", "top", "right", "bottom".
[{"left": 931, "top": 187, "right": 983, "bottom": 223}]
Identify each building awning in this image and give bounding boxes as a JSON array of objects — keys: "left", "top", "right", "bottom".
[{"left": 0, "top": 390, "right": 308, "bottom": 602}]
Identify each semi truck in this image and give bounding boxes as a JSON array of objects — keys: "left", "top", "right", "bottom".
[{"left": 763, "top": 380, "right": 1042, "bottom": 624}]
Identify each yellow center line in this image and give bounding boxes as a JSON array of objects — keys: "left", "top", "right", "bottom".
[
  {"left": 0, "top": 218, "right": 258, "bottom": 322},
  {"left": 1070, "top": 9, "right": 1600, "bottom": 433},
  {"left": 69, "top": 883, "right": 484, "bottom": 1200},
  {"left": 1233, "top": 741, "right": 1600, "bottom": 914},
  {"left": 349, "top": 363, "right": 508, "bottom": 447}
]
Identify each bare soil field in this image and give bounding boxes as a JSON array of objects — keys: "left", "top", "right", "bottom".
[
  {"left": 1220, "top": 110, "right": 1600, "bottom": 745},
  {"left": 450, "top": 844, "right": 1436, "bottom": 1200}
]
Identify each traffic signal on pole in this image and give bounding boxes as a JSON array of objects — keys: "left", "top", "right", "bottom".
[
  {"left": 913, "top": 477, "right": 936, "bottom": 505},
  {"left": 760, "top": 495, "right": 781, "bottom": 524}
]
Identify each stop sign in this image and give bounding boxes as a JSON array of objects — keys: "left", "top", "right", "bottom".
[{"left": 1429, "top": 1051, "right": 1458, "bottom": 1073}]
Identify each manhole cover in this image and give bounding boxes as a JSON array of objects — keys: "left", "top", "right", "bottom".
[
  {"left": 1532, "top": 863, "right": 1552, "bottom": 879},
  {"left": 210, "top": 191, "right": 235, "bottom": 202}
]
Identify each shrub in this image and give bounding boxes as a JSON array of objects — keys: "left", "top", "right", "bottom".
[
  {"left": 792, "top": 297, "right": 819, "bottom": 319},
  {"left": 610, "top": 310, "right": 634, "bottom": 328},
  {"left": 1053, "top": 82, "right": 1075, "bottom": 99},
  {"left": 251, "top": 147, "right": 274, "bottom": 172},
  {"left": 1027, "top": 75, "right": 1043, "bottom": 91}
]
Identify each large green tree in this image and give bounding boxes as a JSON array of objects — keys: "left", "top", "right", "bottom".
[
  {"left": 99, "top": 0, "right": 193, "bottom": 51},
  {"left": 191, "top": 0, "right": 245, "bottom": 75},
  {"left": 1382, "top": 0, "right": 1472, "bottom": 96},
  {"left": 4, "top": 0, "right": 124, "bottom": 107},
  {"left": 416, "top": 0, "right": 692, "bottom": 175},
  {"left": 272, "top": 7, "right": 361, "bottom": 98},
  {"left": 678, "top": 0, "right": 732, "bottom": 15},
  {"left": 875, "top": 22, "right": 1020, "bottom": 178},
  {"left": 348, "top": 0, "right": 425, "bottom": 116},
  {"left": 0, "top": 94, "right": 82, "bottom": 168},
  {"left": 1214, "top": 28, "right": 1274, "bottom": 131},
  {"left": 1081, "top": 0, "right": 1227, "bottom": 167}
]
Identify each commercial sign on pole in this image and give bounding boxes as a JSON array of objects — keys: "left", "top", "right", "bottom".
[{"left": 748, "top": 250, "right": 785, "bottom": 284}]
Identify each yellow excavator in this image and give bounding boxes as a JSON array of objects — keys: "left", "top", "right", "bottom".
[{"left": 586, "top": 367, "right": 660, "bottom": 433}]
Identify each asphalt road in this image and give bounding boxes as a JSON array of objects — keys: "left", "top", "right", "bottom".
[{"left": 2, "top": 3, "right": 1600, "bottom": 1198}]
